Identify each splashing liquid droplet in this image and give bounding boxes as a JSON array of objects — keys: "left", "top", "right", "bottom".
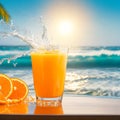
[{"left": 0, "top": 17, "right": 51, "bottom": 65}]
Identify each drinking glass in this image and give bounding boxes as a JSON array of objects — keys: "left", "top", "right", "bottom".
[{"left": 31, "top": 46, "right": 68, "bottom": 104}]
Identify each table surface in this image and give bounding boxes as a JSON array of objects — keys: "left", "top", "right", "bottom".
[{"left": 0, "top": 95, "right": 120, "bottom": 120}]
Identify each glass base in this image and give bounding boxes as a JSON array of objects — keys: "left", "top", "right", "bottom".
[{"left": 36, "top": 96, "right": 62, "bottom": 106}]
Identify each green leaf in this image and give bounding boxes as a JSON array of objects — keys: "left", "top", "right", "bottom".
[{"left": 0, "top": 3, "right": 10, "bottom": 23}]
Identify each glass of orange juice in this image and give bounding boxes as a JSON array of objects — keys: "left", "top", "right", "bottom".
[{"left": 31, "top": 46, "right": 68, "bottom": 104}]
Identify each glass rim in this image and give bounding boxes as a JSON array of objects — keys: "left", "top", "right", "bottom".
[{"left": 31, "top": 45, "right": 69, "bottom": 53}]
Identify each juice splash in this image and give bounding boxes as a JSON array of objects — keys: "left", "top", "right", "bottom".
[
  {"left": 0, "top": 18, "right": 50, "bottom": 48},
  {"left": 0, "top": 18, "right": 50, "bottom": 65}
]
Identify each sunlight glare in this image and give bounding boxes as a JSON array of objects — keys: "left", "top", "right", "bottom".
[
  {"left": 58, "top": 20, "right": 73, "bottom": 36},
  {"left": 44, "top": 1, "right": 92, "bottom": 47}
]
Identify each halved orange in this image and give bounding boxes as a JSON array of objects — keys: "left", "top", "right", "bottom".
[
  {"left": 0, "top": 74, "right": 13, "bottom": 99},
  {"left": 0, "top": 105, "right": 8, "bottom": 113},
  {"left": 8, "top": 78, "right": 29, "bottom": 101},
  {"left": 0, "top": 91, "right": 7, "bottom": 105}
]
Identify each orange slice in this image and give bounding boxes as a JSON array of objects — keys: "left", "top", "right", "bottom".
[
  {"left": 0, "top": 105, "right": 8, "bottom": 113},
  {"left": 0, "top": 91, "right": 7, "bottom": 105},
  {"left": 0, "top": 74, "right": 13, "bottom": 99},
  {"left": 8, "top": 78, "right": 29, "bottom": 101}
]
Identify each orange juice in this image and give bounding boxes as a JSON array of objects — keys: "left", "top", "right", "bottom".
[{"left": 31, "top": 49, "right": 67, "bottom": 99}]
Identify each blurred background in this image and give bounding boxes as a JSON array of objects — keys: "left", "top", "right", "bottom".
[
  {"left": 1, "top": 0, "right": 120, "bottom": 98},
  {"left": 0, "top": 0, "right": 120, "bottom": 46}
]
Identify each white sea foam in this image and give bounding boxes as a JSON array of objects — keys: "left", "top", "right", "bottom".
[
  {"left": 0, "top": 50, "right": 29, "bottom": 56},
  {"left": 69, "top": 49, "right": 120, "bottom": 56}
]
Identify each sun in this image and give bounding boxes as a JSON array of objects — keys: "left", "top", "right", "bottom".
[
  {"left": 44, "top": 1, "right": 91, "bottom": 46},
  {"left": 58, "top": 20, "right": 74, "bottom": 36}
]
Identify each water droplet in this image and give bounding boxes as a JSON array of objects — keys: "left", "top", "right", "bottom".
[{"left": 0, "top": 17, "right": 51, "bottom": 64}]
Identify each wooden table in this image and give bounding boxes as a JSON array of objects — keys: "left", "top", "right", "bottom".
[{"left": 0, "top": 95, "right": 120, "bottom": 120}]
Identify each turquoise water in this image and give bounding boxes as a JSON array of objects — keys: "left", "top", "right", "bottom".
[{"left": 0, "top": 46, "right": 120, "bottom": 97}]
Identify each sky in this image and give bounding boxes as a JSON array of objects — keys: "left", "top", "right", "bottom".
[{"left": 0, "top": 0, "right": 120, "bottom": 46}]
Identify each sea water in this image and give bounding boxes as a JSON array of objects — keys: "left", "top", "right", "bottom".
[
  {"left": 0, "top": 45, "right": 120, "bottom": 97},
  {"left": 1, "top": 20, "right": 120, "bottom": 98}
]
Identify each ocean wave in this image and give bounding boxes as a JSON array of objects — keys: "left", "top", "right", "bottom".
[
  {"left": 65, "top": 71, "right": 120, "bottom": 97},
  {"left": 68, "top": 54, "right": 120, "bottom": 68},
  {"left": 0, "top": 56, "right": 32, "bottom": 68},
  {"left": 0, "top": 50, "right": 29, "bottom": 56},
  {"left": 1, "top": 53, "right": 120, "bottom": 68},
  {"left": 69, "top": 49, "right": 120, "bottom": 56},
  {"left": 73, "top": 88, "right": 120, "bottom": 97},
  {"left": 1, "top": 46, "right": 120, "bottom": 68}
]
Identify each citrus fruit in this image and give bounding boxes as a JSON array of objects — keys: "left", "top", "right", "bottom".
[
  {"left": 0, "top": 91, "right": 7, "bottom": 105},
  {"left": 0, "top": 105, "right": 9, "bottom": 113},
  {"left": 0, "top": 74, "right": 13, "bottom": 99},
  {"left": 8, "top": 78, "right": 29, "bottom": 101}
]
